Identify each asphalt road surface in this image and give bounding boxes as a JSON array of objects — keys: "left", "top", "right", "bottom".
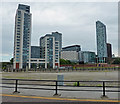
[{"left": 1, "top": 94, "right": 120, "bottom": 104}]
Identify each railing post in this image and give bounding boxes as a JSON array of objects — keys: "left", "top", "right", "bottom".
[
  {"left": 55, "top": 81, "right": 58, "bottom": 95},
  {"left": 77, "top": 81, "right": 79, "bottom": 86},
  {"left": 13, "top": 79, "right": 20, "bottom": 94},
  {"left": 103, "top": 81, "right": 105, "bottom": 96},
  {"left": 53, "top": 81, "right": 61, "bottom": 96},
  {"left": 101, "top": 81, "right": 108, "bottom": 99},
  {"left": 15, "top": 79, "right": 18, "bottom": 92}
]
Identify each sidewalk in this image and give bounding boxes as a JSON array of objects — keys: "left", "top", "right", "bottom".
[{"left": 1, "top": 84, "right": 119, "bottom": 100}]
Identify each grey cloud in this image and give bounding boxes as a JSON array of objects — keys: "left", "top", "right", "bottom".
[{"left": 2, "top": 2, "right": 118, "bottom": 61}]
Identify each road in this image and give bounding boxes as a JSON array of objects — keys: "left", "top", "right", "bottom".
[{"left": 1, "top": 94, "right": 120, "bottom": 104}]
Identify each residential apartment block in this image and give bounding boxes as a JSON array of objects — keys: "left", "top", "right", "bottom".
[
  {"left": 13, "top": 4, "right": 32, "bottom": 69},
  {"left": 40, "top": 33, "right": 60, "bottom": 68}
]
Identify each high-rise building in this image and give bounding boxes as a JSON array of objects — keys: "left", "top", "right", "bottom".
[
  {"left": 13, "top": 4, "right": 32, "bottom": 69},
  {"left": 40, "top": 33, "right": 61, "bottom": 68},
  {"left": 107, "top": 43, "right": 112, "bottom": 58},
  {"left": 96, "top": 21, "right": 107, "bottom": 63}
]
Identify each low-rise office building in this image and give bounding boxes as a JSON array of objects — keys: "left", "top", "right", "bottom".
[
  {"left": 61, "top": 45, "right": 81, "bottom": 62},
  {"left": 62, "top": 45, "right": 81, "bottom": 52},
  {"left": 79, "top": 51, "right": 96, "bottom": 63},
  {"left": 61, "top": 51, "right": 79, "bottom": 62}
]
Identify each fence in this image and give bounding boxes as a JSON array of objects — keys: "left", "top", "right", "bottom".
[
  {"left": 2, "top": 78, "right": 120, "bottom": 97},
  {"left": 2, "top": 67, "right": 120, "bottom": 72}
]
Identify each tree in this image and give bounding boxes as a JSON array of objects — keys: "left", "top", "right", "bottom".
[
  {"left": 10, "top": 58, "right": 13, "bottom": 64},
  {"left": 60, "top": 59, "right": 76, "bottom": 65},
  {"left": 60, "top": 59, "right": 67, "bottom": 65},
  {"left": 112, "top": 58, "right": 120, "bottom": 64}
]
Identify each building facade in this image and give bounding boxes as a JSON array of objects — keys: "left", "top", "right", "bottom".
[
  {"left": 13, "top": 4, "right": 32, "bottom": 69},
  {"left": 79, "top": 51, "right": 96, "bottom": 63},
  {"left": 31, "top": 46, "right": 41, "bottom": 58},
  {"left": 40, "top": 33, "right": 61, "bottom": 69},
  {"left": 62, "top": 45, "right": 81, "bottom": 52},
  {"left": 61, "top": 45, "right": 81, "bottom": 62},
  {"left": 96, "top": 21, "right": 107, "bottom": 63},
  {"left": 61, "top": 51, "right": 79, "bottom": 62},
  {"left": 52, "top": 32, "right": 62, "bottom": 53},
  {"left": 107, "top": 43, "right": 112, "bottom": 58}
]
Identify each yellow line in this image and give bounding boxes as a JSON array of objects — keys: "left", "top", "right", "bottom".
[{"left": 1, "top": 94, "right": 120, "bottom": 102}]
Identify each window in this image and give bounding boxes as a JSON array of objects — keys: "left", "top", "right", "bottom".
[
  {"left": 17, "top": 39, "right": 20, "bottom": 41},
  {"left": 18, "top": 19, "right": 21, "bottom": 21},
  {"left": 16, "top": 47, "right": 20, "bottom": 49},
  {"left": 17, "top": 22, "right": 20, "bottom": 24},
  {"left": 17, "top": 36, "right": 20, "bottom": 38},
  {"left": 16, "top": 51, "right": 19, "bottom": 52},
  {"left": 17, "top": 27, "right": 20, "bottom": 29},
  {"left": 17, "top": 33, "right": 20, "bottom": 35}
]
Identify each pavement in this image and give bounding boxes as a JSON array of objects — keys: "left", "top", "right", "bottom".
[{"left": 1, "top": 83, "right": 119, "bottom": 100}]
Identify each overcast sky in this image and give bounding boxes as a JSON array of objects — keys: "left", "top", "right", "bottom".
[{"left": 1, "top": 2, "right": 118, "bottom": 62}]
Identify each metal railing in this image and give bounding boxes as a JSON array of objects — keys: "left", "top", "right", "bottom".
[{"left": 2, "top": 78, "right": 120, "bottom": 97}]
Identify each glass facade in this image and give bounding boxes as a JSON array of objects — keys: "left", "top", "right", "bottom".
[
  {"left": 96, "top": 21, "right": 107, "bottom": 63},
  {"left": 22, "top": 13, "right": 31, "bottom": 68},
  {"left": 31, "top": 46, "right": 40, "bottom": 58},
  {"left": 79, "top": 51, "right": 96, "bottom": 63},
  {"left": 47, "top": 38, "right": 53, "bottom": 68}
]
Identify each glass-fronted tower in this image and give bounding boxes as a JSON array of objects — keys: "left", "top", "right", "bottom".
[
  {"left": 13, "top": 4, "right": 32, "bottom": 69},
  {"left": 96, "top": 21, "right": 107, "bottom": 63}
]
